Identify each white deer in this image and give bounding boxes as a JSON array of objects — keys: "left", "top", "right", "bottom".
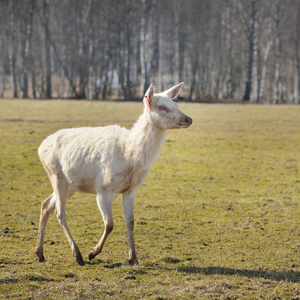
[{"left": 35, "top": 82, "right": 192, "bottom": 266}]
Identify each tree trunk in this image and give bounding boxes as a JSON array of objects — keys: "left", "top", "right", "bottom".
[
  {"left": 43, "top": 0, "right": 51, "bottom": 99},
  {"left": 294, "top": 54, "right": 299, "bottom": 104},
  {"left": 294, "top": 2, "right": 300, "bottom": 104},
  {"left": 1, "top": 38, "right": 6, "bottom": 97},
  {"left": 140, "top": 0, "right": 148, "bottom": 95},
  {"left": 244, "top": 43, "right": 253, "bottom": 100},
  {"left": 126, "top": 1, "right": 132, "bottom": 100},
  {"left": 8, "top": 0, "right": 17, "bottom": 98},
  {"left": 259, "top": 21, "right": 273, "bottom": 102},
  {"left": 90, "top": 14, "right": 98, "bottom": 100},
  {"left": 22, "top": 0, "right": 35, "bottom": 99},
  {"left": 243, "top": 0, "right": 257, "bottom": 101},
  {"left": 226, "top": 1, "right": 233, "bottom": 99},
  {"left": 31, "top": 56, "right": 37, "bottom": 99},
  {"left": 250, "top": 0, "right": 258, "bottom": 103},
  {"left": 158, "top": 7, "right": 164, "bottom": 91},
  {"left": 0, "top": 62, "right": 5, "bottom": 98},
  {"left": 189, "top": 54, "right": 199, "bottom": 100},
  {"left": 174, "top": 0, "right": 181, "bottom": 84},
  {"left": 273, "top": 0, "right": 281, "bottom": 104},
  {"left": 259, "top": 41, "right": 273, "bottom": 102},
  {"left": 78, "top": 0, "right": 92, "bottom": 99}
]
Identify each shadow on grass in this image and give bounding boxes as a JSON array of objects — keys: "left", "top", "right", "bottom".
[
  {"left": 177, "top": 266, "right": 300, "bottom": 283},
  {"left": 86, "top": 259, "right": 123, "bottom": 269}
]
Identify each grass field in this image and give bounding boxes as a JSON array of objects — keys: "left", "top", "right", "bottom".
[{"left": 0, "top": 100, "right": 300, "bottom": 299}]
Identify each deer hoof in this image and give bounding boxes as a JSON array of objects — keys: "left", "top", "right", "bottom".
[
  {"left": 76, "top": 252, "right": 85, "bottom": 266},
  {"left": 88, "top": 250, "right": 95, "bottom": 261},
  {"left": 129, "top": 258, "right": 139, "bottom": 266},
  {"left": 35, "top": 250, "right": 46, "bottom": 262},
  {"left": 38, "top": 255, "right": 46, "bottom": 263}
]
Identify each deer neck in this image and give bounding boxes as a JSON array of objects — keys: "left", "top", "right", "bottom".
[{"left": 127, "top": 112, "right": 167, "bottom": 168}]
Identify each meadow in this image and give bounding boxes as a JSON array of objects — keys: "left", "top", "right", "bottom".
[{"left": 0, "top": 100, "right": 299, "bottom": 299}]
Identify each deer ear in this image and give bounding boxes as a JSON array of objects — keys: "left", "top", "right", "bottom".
[
  {"left": 165, "top": 82, "right": 184, "bottom": 99},
  {"left": 143, "top": 83, "right": 155, "bottom": 108}
]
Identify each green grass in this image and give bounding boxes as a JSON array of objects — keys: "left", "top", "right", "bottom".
[{"left": 0, "top": 100, "right": 300, "bottom": 299}]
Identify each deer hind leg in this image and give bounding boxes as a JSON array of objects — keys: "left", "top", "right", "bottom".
[
  {"left": 35, "top": 193, "right": 56, "bottom": 262},
  {"left": 52, "top": 176, "right": 85, "bottom": 265},
  {"left": 89, "top": 192, "right": 114, "bottom": 260}
]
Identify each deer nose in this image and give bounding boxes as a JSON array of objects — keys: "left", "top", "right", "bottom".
[{"left": 185, "top": 116, "right": 193, "bottom": 125}]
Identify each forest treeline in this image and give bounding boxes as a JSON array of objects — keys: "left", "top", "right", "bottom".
[{"left": 0, "top": 0, "right": 299, "bottom": 103}]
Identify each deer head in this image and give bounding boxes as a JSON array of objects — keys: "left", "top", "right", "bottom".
[{"left": 143, "top": 82, "right": 193, "bottom": 130}]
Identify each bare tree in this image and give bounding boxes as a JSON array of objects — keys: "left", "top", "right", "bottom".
[
  {"left": 293, "top": 0, "right": 300, "bottom": 104},
  {"left": 173, "top": 0, "right": 181, "bottom": 85},
  {"left": 21, "top": 0, "right": 35, "bottom": 99},
  {"left": 140, "top": 0, "right": 148, "bottom": 95},
  {"left": 77, "top": 0, "right": 93, "bottom": 99},
  {"left": 273, "top": 0, "right": 282, "bottom": 104},
  {"left": 0, "top": 1, "right": 8, "bottom": 98},
  {"left": 258, "top": 17, "right": 273, "bottom": 102},
  {"left": 43, "top": 0, "right": 51, "bottom": 99},
  {"left": 238, "top": 0, "right": 260, "bottom": 101},
  {"left": 8, "top": 0, "right": 18, "bottom": 98},
  {"left": 250, "top": 0, "right": 259, "bottom": 103},
  {"left": 225, "top": 0, "right": 233, "bottom": 99}
]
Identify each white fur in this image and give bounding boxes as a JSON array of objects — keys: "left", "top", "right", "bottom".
[{"left": 35, "top": 82, "right": 192, "bottom": 266}]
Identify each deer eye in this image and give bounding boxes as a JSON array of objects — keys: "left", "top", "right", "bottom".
[{"left": 158, "top": 105, "right": 166, "bottom": 111}]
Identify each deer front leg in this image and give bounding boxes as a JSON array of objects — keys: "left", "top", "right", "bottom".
[
  {"left": 123, "top": 191, "right": 139, "bottom": 266},
  {"left": 89, "top": 192, "right": 114, "bottom": 261}
]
